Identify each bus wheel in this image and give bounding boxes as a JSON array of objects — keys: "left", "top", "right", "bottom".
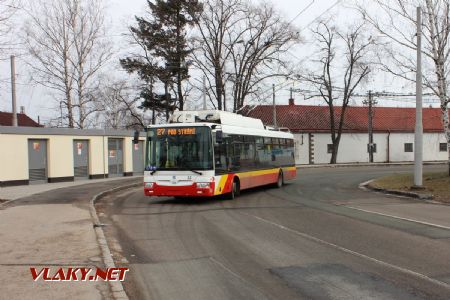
[
  {"left": 228, "top": 179, "right": 240, "bottom": 200},
  {"left": 276, "top": 171, "right": 283, "bottom": 188}
]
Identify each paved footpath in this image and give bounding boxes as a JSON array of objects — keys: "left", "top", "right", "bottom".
[{"left": 0, "top": 177, "right": 141, "bottom": 300}]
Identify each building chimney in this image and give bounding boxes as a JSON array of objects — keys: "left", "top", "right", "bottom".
[
  {"left": 20, "top": 106, "right": 25, "bottom": 114},
  {"left": 289, "top": 87, "right": 295, "bottom": 105}
]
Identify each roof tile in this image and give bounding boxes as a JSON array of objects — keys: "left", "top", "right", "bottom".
[
  {"left": 0, "top": 112, "right": 41, "bottom": 127},
  {"left": 245, "top": 105, "right": 445, "bottom": 133}
]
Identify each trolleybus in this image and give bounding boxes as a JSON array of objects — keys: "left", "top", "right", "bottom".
[{"left": 142, "top": 110, "right": 296, "bottom": 199}]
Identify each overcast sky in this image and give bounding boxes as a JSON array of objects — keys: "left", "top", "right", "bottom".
[{"left": 0, "top": 0, "right": 423, "bottom": 123}]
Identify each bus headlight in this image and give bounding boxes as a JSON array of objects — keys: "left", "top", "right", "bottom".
[
  {"left": 196, "top": 182, "right": 210, "bottom": 188},
  {"left": 145, "top": 182, "right": 154, "bottom": 188}
]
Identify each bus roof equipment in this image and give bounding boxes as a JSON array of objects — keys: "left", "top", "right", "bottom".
[{"left": 168, "top": 110, "right": 265, "bottom": 130}]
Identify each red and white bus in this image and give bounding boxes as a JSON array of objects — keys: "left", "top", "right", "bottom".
[{"left": 143, "top": 110, "right": 296, "bottom": 199}]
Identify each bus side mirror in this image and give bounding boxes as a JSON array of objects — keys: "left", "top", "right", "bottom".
[
  {"left": 133, "top": 130, "right": 140, "bottom": 144},
  {"left": 215, "top": 131, "right": 223, "bottom": 144}
]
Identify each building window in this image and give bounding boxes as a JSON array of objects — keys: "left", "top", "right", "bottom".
[
  {"left": 367, "top": 143, "right": 377, "bottom": 153},
  {"left": 440, "top": 143, "right": 447, "bottom": 152},
  {"left": 404, "top": 143, "right": 413, "bottom": 152},
  {"left": 327, "top": 144, "right": 333, "bottom": 154},
  {"left": 327, "top": 144, "right": 333, "bottom": 153}
]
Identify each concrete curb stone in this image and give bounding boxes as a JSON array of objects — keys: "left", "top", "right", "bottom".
[
  {"left": 90, "top": 182, "right": 142, "bottom": 300},
  {"left": 360, "top": 179, "right": 433, "bottom": 200}
]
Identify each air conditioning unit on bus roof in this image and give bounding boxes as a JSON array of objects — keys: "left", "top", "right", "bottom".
[{"left": 170, "top": 110, "right": 265, "bottom": 129}]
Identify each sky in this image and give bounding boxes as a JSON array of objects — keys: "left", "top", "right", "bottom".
[{"left": 0, "top": 0, "right": 427, "bottom": 124}]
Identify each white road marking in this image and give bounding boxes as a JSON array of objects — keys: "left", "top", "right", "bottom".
[
  {"left": 347, "top": 206, "right": 450, "bottom": 230},
  {"left": 240, "top": 212, "right": 450, "bottom": 290}
]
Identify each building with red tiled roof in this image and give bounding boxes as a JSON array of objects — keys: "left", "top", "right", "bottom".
[
  {"left": 0, "top": 111, "right": 41, "bottom": 127},
  {"left": 246, "top": 102, "right": 447, "bottom": 165},
  {"left": 246, "top": 105, "right": 445, "bottom": 133}
]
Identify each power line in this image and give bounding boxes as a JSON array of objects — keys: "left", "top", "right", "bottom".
[
  {"left": 298, "top": 0, "right": 345, "bottom": 35},
  {"left": 286, "top": 0, "right": 344, "bottom": 63},
  {"left": 0, "top": 79, "right": 35, "bottom": 86},
  {"left": 288, "top": 0, "right": 315, "bottom": 25}
]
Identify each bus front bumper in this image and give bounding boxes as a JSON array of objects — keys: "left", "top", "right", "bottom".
[{"left": 144, "top": 182, "right": 215, "bottom": 197}]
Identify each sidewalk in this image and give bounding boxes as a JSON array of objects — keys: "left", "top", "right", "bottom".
[
  {"left": 0, "top": 176, "right": 142, "bottom": 201},
  {"left": 0, "top": 177, "right": 141, "bottom": 300}
]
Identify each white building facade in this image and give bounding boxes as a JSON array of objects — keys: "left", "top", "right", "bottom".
[
  {"left": 293, "top": 132, "right": 447, "bottom": 165},
  {"left": 247, "top": 104, "right": 447, "bottom": 165}
]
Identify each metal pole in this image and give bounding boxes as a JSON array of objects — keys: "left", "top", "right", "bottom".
[
  {"left": 368, "top": 91, "right": 374, "bottom": 163},
  {"left": 414, "top": 6, "right": 423, "bottom": 187},
  {"left": 273, "top": 84, "right": 277, "bottom": 129},
  {"left": 10, "top": 55, "right": 18, "bottom": 127},
  {"left": 202, "top": 75, "right": 207, "bottom": 110}
]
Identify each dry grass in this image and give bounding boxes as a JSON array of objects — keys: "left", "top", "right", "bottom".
[{"left": 370, "top": 172, "right": 450, "bottom": 203}]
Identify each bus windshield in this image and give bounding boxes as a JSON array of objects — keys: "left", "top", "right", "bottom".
[{"left": 147, "top": 126, "right": 213, "bottom": 171}]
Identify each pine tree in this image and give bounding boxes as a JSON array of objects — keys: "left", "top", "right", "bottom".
[{"left": 121, "top": 0, "right": 202, "bottom": 118}]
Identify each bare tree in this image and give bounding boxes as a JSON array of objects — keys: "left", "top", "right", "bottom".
[
  {"left": 0, "top": 0, "right": 20, "bottom": 57},
  {"left": 191, "top": 0, "right": 244, "bottom": 110},
  {"left": 230, "top": 2, "right": 300, "bottom": 112},
  {"left": 303, "top": 20, "right": 372, "bottom": 164},
  {"left": 360, "top": 0, "right": 450, "bottom": 174},
  {"left": 94, "top": 79, "right": 151, "bottom": 129},
  {"left": 23, "top": 0, "right": 112, "bottom": 128},
  {"left": 192, "top": 0, "right": 300, "bottom": 112}
]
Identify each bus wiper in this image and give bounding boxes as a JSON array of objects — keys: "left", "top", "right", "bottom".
[
  {"left": 179, "top": 160, "right": 202, "bottom": 175},
  {"left": 188, "top": 169, "right": 203, "bottom": 175},
  {"left": 150, "top": 169, "right": 157, "bottom": 175}
]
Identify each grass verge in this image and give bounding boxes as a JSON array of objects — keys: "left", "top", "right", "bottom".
[{"left": 369, "top": 172, "right": 450, "bottom": 204}]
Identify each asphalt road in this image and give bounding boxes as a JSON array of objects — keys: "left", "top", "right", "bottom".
[{"left": 96, "top": 165, "right": 450, "bottom": 300}]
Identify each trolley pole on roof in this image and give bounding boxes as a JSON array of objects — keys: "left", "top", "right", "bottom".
[
  {"left": 414, "top": 6, "right": 423, "bottom": 187},
  {"left": 273, "top": 83, "right": 277, "bottom": 129}
]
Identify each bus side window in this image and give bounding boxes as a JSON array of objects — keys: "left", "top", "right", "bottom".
[
  {"left": 232, "top": 142, "right": 241, "bottom": 171},
  {"left": 214, "top": 138, "right": 229, "bottom": 173}
]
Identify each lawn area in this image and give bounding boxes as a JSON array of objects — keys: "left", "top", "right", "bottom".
[{"left": 370, "top": 172, "right": 450, "bottom": 204}]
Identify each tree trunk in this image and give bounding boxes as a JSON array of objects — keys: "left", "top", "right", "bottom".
[
  {"left": 165, "top": 81, "right": 170, "bottom": 122},
  {"left": 215, "top": 66, "right": 223, "bottom": 110},
  {"left": 65, "top": 91, "right": 74, "bottom": 128},
  {"left": 176, "top": 6, "right": 184, "bottom": 111},
  {"left": 330, "top": 141, "right": 339, "bottom": 164},
  {"left": 329, "top": 132, "right": 341, "bottom": 164},
  {"left": 63, "top": 48, "right": 74, "bottom": 128},
  {"left": 442, "top": 105, "right": 450, "bottom": 175}
]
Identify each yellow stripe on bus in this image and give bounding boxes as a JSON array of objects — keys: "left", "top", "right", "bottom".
[
  {"left": 237, "top": 167, "right": 294, "bottom": 178},
  {"left": 215, "top": 174, "right": 229, "bottom": 195},
  {"left": 214, "top": 166, "right": 296, "bottom": 195}
]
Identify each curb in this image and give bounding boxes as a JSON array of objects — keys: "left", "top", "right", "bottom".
[
  {"left": 297, "top": 161, "right": 446, "bottom": 169},
  {"left": 360, "top": 179, "right": 433, "bottom": 200},
  {"left": 90, "top": 182, "right": 141, "bottom": 300},
  {"left": 0, "top": 199, "right": 11, "bottom": 208}
]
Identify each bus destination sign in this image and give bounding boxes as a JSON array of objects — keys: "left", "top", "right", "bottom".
[{"left": 157, "top": 128, "right": 196, "bottom": 136}]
